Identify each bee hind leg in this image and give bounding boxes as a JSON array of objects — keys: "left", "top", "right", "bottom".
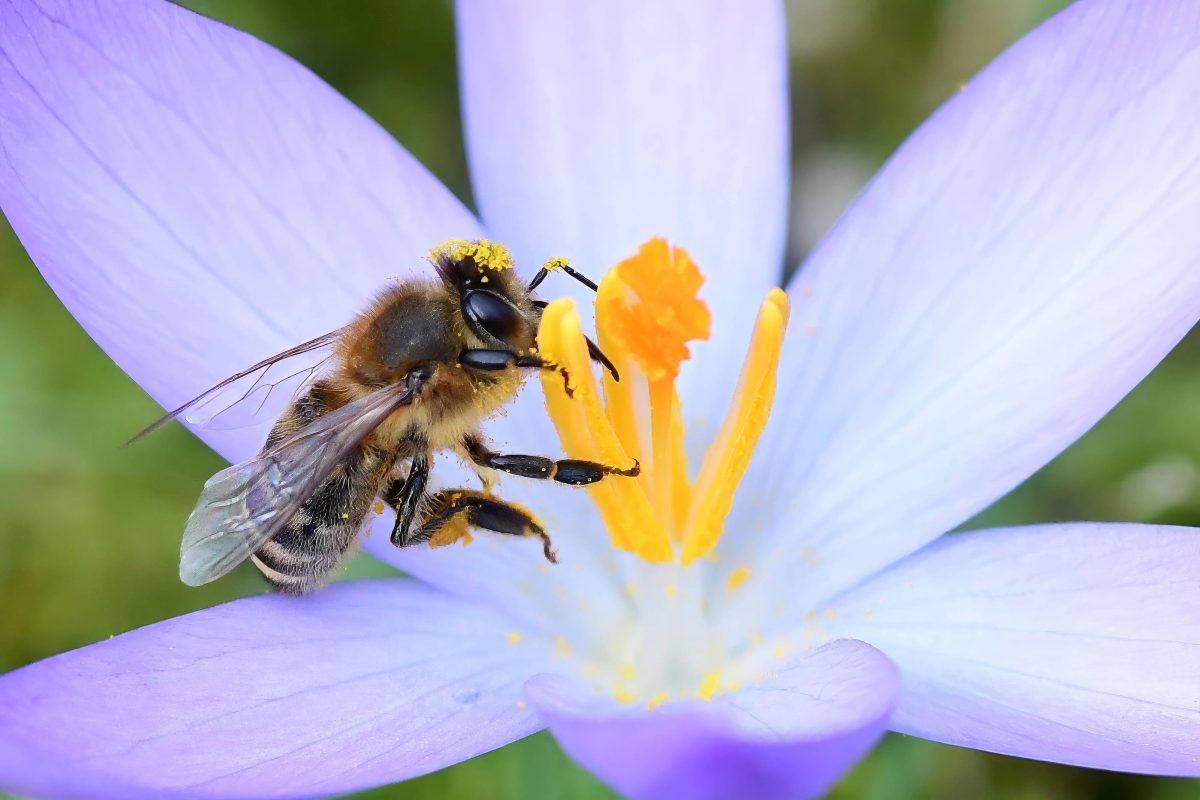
[{"left": 409, "top": 490, "right": 557, "bottom": 564}]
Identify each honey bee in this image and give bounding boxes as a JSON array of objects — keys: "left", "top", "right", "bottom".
[{"left": 138, "top": 241, "right": 636, "bottom": 594}]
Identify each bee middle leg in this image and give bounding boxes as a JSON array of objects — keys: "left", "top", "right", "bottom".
[
  {"left": 407, "top": 489, "right": 557, "bottom": 563},
  {"left": 463, "top": 434, "right": 639, "bottom": 486},
  {"left": 383, "top": 453, "right": 430, "bottom": 547}
]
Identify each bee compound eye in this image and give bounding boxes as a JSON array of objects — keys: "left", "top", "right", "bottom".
[{"left": 462, "top": 290, "right": 522, "bottom": 342}]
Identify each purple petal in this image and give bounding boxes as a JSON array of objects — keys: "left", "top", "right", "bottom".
[
  {"left": 0, "top": 0, "right": 479, "bottom": 464},
  {"left": 723, "top": 1, "right": 1200, "bottom": 609},
  {"left": 527, "top": 639, "right": 897, "bottom": 800},
  {"left": 827, "top": 523, "right": 1200, "bottom": 775},
  {"left": 456, "top": 0, "right": 789, "bottom": 418},
  {"left": 0, "top": 581, "right": 548, "bottom": 800}
]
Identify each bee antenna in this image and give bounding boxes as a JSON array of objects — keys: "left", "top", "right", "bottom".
[{"left": 527, "top": 261, "right": 600, "bottom": 294}]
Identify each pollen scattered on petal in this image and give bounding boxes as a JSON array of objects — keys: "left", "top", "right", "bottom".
[
  {"left": 664, "top": 583, "right": 679, "bottom": 599},
  {"left": 553, "top": 636, "right": 574, "bottom": 659},
  {"left": 725, "top": 565, "right": 751, "bottom": 593},
  {"left": 646, "top": 692, "right": 669, "bottom": 711},
  {"left": 614, "top": 687, "right": 635, "bottom": 704},
  {"left": 516, "top": 700, "right": 527, "bottom": 710},
  {"left": 698, "top": 672, "right": 721, "bottom": 701},
  {"left": 507, "top": 631, "right": 523, "bottom": 645}
]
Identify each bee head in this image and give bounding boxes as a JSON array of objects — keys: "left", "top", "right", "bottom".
[{"left": 429, "top": 240, "right": 538, "bottom": 351}]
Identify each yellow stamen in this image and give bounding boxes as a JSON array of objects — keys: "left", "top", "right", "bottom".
[
  {"left": 537, "top": 299, "right": 672, "bottom": 561},
  {"left": 681, "top": 289, "right": 789, "bottom": 564},
  {"left": 536, "top": 237, "right": 787, "bottom": 565}
]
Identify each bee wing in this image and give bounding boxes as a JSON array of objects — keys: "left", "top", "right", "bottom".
[
  {"left": 178, "top": 381, "right": 418, "bottom": 586},
  {"left": 128, "top": 329, "right": 345, "bottom": 445}
]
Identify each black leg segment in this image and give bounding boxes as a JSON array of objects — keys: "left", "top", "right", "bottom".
[
  {"left": 387, "top": 454, "right": 430, "bottom": 547},
  {"left": 459, "top": 348, "right": 573, "bottom": 395},
  {"left": 410, "top": 490, "right": 557, "bottom": 563},
  {"left": 463, "top": 435, "right": 639, "bottom": 486}
]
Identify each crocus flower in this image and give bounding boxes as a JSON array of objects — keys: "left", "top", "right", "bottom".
[{"left": 2, "top": 0, "right": 1199, "bottom": 798}]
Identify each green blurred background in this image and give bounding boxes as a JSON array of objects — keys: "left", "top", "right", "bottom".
[{"left": 2, "top": 1, "right": 1198, "bottom": 798}]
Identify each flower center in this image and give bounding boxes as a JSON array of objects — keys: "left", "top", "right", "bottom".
[{"left": 536, "top": 237, "right": 789, "bottom": 566}]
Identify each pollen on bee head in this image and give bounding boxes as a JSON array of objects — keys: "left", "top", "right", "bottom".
[
  {"left": 429, "top": 238, "right": 515, "bottom": 272},
  {"left": 542, "top": 256, "right": 570, "bottom": 272}
]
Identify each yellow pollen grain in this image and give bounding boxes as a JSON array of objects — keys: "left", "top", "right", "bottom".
[
  {"left": 864, "top": 609, "right": 875, "bottom": 621},
  {"left": 620, "top": 663, "right": 636, "bottom": 681},
  {"left": 681, "top": 289, "right": 790, "bottom": 564},
  {"left": 725, "top": 565, "right": 751, "bottom": 593},
  {"left": 516, "top": 700, "right": 527, "bottom": 710},
  {"left": 373, "top": 500, "right": 385, "bottom": 515},
  {"left": 646, "top": 692, "right": 669, "bottom": 711},
  {"left": 429, "top": 238, "right": 514, "bottom": 271},
  {"left": 664, "top": 583, "right": 679, "bottom": 599},
  {"left": 773, "top": 643, "right": 786, "bottom": 659},
  {"left": 751, "top": 631, "right": 764, "bottom": 647},
  {"left": 825, "top": 607, "right": 838, "bottom": 621},
  {"left": 543, "top": 256, "right": 570, "bottom": 272},
  {"left": 698, "top": 672, "right": 721, "bottom": 701},
  {"left": 507, "top": 631, "right": 522, "bottom": 645},
  {"left": 553, "top": 636, "right": 574, "bottom": 659},
  {"left": 614, "top": 687, "right": 635, "bottom": 704},
  {"left": 623, "top": 581, "right": 639, "bottom": 598}
]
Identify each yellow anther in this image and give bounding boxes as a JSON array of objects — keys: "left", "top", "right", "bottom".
[
  {"left": 537, "top": 299, "right": 672, "bottom": 561},
  {"left": 681, "top": 289, "right": 789, "bottom": 564}
]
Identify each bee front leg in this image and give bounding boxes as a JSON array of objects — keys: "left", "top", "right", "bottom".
[
  {"left": 462, "top": 434, "right": 639, "bottom": 486},
  {"left": 409, "top": 490, "right": 557, "bottom": 564},
  {"left": 459, "top": 349, "right": 573, "bottom": 397},
  {"left": 384, "top": 453, "right": 430, "bottom": 547}
]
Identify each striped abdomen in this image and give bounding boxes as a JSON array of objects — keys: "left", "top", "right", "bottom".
[{"left": 251, "top": 384, "right": 393, "bottom": 594}]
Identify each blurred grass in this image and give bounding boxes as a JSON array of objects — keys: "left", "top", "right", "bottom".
[{"left": 3, "top": 1, "right": 1199, "bottom": 798}]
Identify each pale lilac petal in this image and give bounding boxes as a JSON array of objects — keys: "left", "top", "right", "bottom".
[
  {"left": 723, "top": 1, "right": 1200, "bottom": 610},
  {"left": 457, "top": 0, "right": 789, "bottom": 421},
  {"left": 827, "top": 524, "right": 1200, "bottom": 775},
  {"left": 527, "top": 639, "right": 897, "bottom": 800},
  {"left": 0, "top": 581, "right": 548, "bottom": 800},
  {"left": 0, "top": 0, "right": 480, "bottom": 464}
]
